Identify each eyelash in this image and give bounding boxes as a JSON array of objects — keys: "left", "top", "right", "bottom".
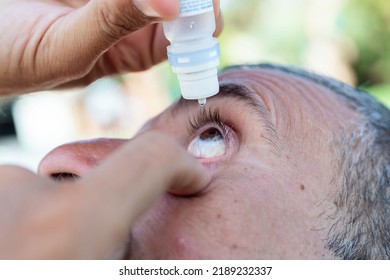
[{"left": 187, "top": 108, "right": 231, "bottom": 140}]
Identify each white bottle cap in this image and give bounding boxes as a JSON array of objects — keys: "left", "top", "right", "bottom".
[{"left": 177, "top": 67, "right": 219, "bottom": 100}]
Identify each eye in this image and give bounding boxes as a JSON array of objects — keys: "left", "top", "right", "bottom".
[{"left": 187, "top": 127, "right": 227, "bottom": 159}]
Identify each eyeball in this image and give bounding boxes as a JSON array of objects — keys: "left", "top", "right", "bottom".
[{"left": 187, "top": 128, "right": 227, "bottom": 159}]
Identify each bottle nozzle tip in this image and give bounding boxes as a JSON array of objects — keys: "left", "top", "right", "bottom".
[{"left": 198, "top": 98, "right": 207, "bottom": 107}]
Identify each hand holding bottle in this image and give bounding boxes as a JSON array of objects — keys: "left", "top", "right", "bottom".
[{"left": 0, "top": 0, "right": 222, "bottom": 95}]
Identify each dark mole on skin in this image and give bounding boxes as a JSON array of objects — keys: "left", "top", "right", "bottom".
[{"left": 300, "top": 184, "right": 305, "bottom": 191}]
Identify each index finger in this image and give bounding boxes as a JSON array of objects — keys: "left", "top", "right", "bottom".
[
  {"left": 213, "top": 0, "right": 223, "bottom": 36},
  {"left": 70, "top": 131, "right": 210, "bottom": 258}
]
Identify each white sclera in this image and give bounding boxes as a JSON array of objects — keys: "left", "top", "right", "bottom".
[{"left": 187, "top": 128, "right": 226, "bottom": 158}]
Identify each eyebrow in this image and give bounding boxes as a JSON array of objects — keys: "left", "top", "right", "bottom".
[
  {"left": 218, "top": 82, "right": 270, "bottom": 119},
  {"left": 176, "top": 82, "right": 268, "bottom": 117},
  {"left": 174, "top": 82, "right": 280, "bottom": 153}
]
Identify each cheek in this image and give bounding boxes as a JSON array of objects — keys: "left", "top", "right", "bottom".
[
  {"left": 128, "top": 158, "right": 328, "bottom": 259},
  {"left": 129, "top": 168, "right": 263, "bottom": 259},
  {"left": 128, "top": 153, "right": 288, "bottom": 259},
  {"left": 129, "top": 195, "right": 244, "bottom": 259},
  {"left": 225, "top": 159, "right": 332, "bottom": 259},
  {"left": 209, "top": 160, "right": 329, "bottom": 259}
]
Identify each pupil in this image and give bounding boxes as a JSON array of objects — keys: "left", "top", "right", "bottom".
[{"left": 199, "top": 128, "right": 221, "bottom": 141}]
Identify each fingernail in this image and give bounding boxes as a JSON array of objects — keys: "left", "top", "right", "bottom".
[{"left": 133, "top": 0, "right": 162, "bottom": 18}]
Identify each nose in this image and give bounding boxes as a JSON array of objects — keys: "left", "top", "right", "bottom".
[{"left": 38, "top": 138, "right": 126, "bottom": 181}]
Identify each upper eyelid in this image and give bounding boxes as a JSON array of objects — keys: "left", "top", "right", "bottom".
[
  {"left": 185, "top": 109, "right": 234, "bottom": 158},
  {"left": 175, "top": 83, "right": 272, "bottom": 131},
  {"left": 187, "top": 108, "right": 225, "bottom": 136},
  {"left": 176, "top": 86, "right": 280, "bottom": 154}
]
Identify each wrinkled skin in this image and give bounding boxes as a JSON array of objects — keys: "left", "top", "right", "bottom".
[{"left": 39, "top": 68, "right": 359, "bottom": 259}]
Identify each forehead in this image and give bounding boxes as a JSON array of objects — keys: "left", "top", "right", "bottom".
[
  {"left": 214, "top": 68, "right": 363, "bottom": 171},
  {"left": 219, "top": 67, "right": 341, "bottom": 111},
  {"left": 218, "top": 67, "right": 358, "bottom": 133},
  {"left": 147, "top": 66, "right": 358, "bottom": 150}
]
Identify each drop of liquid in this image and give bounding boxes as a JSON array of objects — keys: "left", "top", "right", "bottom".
[
  {"left": 189, "top": 21, "right": 196, "bottom": 29},
  {"left": 198, "top": 98, "right": 207, "bottom": 107}
]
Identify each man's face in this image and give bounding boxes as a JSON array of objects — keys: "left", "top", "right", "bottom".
[{"left": 39, "top": 68, "right": 358, "bottom": 259}]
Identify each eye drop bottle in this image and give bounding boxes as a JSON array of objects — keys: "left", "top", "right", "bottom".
[{"left": 163, "top": 0, "right": 221, "bottom": 106}]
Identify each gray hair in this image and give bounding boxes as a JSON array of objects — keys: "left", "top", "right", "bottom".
[{"left": 224, "top": 63, "right": 390, "bottom": 259}]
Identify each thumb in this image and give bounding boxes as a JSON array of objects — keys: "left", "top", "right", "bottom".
[
  {"left": 91, "top": 0, "right": 180, "bottom": 37},
  {"left": 132, "top": 0, "right": 180, "bottom": 19},
  {"left": 44, "top": 0, "right": 179, "bottom": 81}
]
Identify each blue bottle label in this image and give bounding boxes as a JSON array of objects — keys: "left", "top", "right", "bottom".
[{"left": 180, "top": 0, "right": 214, "bottom": 17}]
